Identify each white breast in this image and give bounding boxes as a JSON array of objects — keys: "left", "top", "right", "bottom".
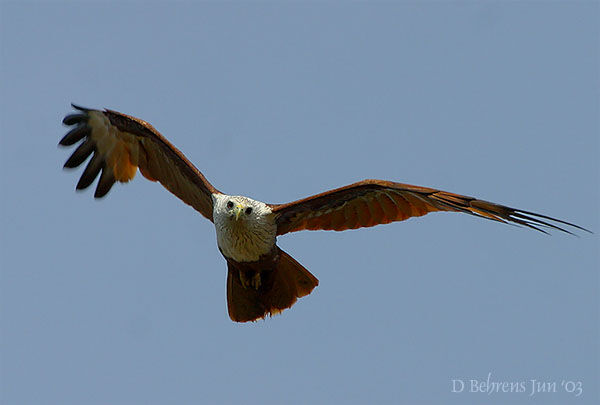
[{"left": 212, "top": 194, "right": 277, "bottom": 262}]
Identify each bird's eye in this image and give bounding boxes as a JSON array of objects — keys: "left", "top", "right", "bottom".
[
  {"left": 245, "top": 207, "right": 253, "bottom": 215},
  {"left": 227, "top": 201, "right": 234, "bottom": 209}
]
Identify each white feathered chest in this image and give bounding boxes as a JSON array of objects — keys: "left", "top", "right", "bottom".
[{"left": 212, "top": 194, "right": 277, "bottom": 262}]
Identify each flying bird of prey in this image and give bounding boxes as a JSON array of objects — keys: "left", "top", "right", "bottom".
[{"left": 59, "top": 104, "right": 588, "bottom": 322}]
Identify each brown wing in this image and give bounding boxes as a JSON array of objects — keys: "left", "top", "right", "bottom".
[
  {"left": 270, "top": 179, "right": 589, "bottom": 236},
  {"left": 59, "top": 104, "right": 220, "bottom": 221}
]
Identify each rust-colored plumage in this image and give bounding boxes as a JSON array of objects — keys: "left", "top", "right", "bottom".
[
  {"left": 269, "top": 180, "right": 586, "bottom": 236},
  {"left": 60, "top": 105, "right": 218, "bottom": 219},
  {"left": 59, "top": 104, "right": 589, "bottom": 322},
  {"left": 225, "top": 248, "right": 318, "bottom": 322}
]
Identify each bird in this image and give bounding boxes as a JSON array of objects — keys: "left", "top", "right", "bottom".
[{"left": 59, "top": 104, "right": 589, "bottom": 322}]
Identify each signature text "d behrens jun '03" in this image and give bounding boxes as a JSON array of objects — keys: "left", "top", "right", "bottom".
[{"left": 451, "top": 372, "right": 583, "bottom": 397}]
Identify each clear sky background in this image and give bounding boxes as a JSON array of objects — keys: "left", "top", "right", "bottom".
[{"left": 1, "top": 2, "right": 598, "bottom": 404}]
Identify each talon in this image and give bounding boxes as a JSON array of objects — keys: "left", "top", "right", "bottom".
[
  {"left": 251, "top": 272, "right": 261, "bottom": 289},
  {"left": 239, "top": 270, "right": 250, "bottom": 289},
  {"left": 239, "top": 270, "right": 261, "bottom": 290}
]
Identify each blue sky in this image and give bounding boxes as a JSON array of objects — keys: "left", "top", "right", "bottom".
[{"left": 1, "top": 2, "right": 598, "bottom": 404}]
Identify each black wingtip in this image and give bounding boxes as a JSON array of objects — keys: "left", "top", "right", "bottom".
[
  {"left": 71, "top": 103, "right": 92, "bottom": 112},
  {"left": 62, "top": 113, "right": 88, "bottom": 126},
  {"left": 58, "top": 125, "right": 91, "bottom": 147},
  {"left": 514, "top": 209, "right": 593, "bottom": 235},
  {"left": 463, "top": 202, "right": 591, "bottom": 237},
  {"left": 76, "top": 155, "right": 103, "bottom": 190},
  {"left": 94, "top": 168, "right": 116, "bottom": 198},
  {"left": 63, "top": 139, "right": 94, "bottom": 168}
]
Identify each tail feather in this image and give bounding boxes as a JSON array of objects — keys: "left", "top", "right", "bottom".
[{"left": 226, "top": 247, "right": 318, "bottom": 322}]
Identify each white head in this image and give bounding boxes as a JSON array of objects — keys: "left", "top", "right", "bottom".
[
  {"left": 213, "top": 195, "right": 271, "bottom": 223},
  {"left": 212, "top": 194, "right": 277, "bottom": 262}
]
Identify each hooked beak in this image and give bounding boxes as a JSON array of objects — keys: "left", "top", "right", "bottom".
[{"left": 233, "top": 204, "right": 243, "bottom": 221}]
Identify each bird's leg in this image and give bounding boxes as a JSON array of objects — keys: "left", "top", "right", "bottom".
[
  {"left": 250, "top": 272, "right": 261, "bottom": 289},
  {"left": 239, "top": 270, "right": 250, "bottom": 289},
  {"left": 239, "top": 270, "right": 261, "bottom": 290}
]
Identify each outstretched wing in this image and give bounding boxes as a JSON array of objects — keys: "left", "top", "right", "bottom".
[
  {"left": 270, "top": 179, "right": 589, "bottom": 236},
  {"left": 59, "top": 104, "right": 220, "bottom": 221}
]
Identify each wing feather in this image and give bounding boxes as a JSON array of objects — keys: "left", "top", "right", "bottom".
[
  {"left": 63, "top": 139, "right": 94, "bottom": 168},
  {"left": 59, "top": 125, "right": 91, "bottom": 146},
  {"left": 77, "top": 153, "right": 103, "bottom": 190},
  {"left": 60, "top": 104, "right": 219, "bottom": 221},
  {"left": 270, "top": 179, "right": 589, "bottom": 236}
]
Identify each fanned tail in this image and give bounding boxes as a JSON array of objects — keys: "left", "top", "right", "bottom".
[{"left": 226, "top": 247, "right": 318, "bottom": 322}]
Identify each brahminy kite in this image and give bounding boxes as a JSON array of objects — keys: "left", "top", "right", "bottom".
[{"left": 59, "top": 104, "right": 588, "bottom": 322}]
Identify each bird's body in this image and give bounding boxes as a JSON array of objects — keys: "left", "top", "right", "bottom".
[
  {"left": 211, "top": 194, "right": 313, "bottom": 321},
  {"left": 59, "top": 104, "right": 589, "bottom": 322}
]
